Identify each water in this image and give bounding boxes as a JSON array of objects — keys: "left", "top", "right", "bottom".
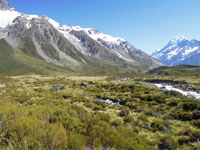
[
  {"left": 100, "top": 99, "right": 121, "bottom": 106},
  {"left": 154, "top": 84, "right": 200, "bottom": 99}
]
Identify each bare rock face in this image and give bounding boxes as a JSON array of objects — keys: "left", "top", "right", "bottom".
[
  {"left": 0, "top": 0, "right": 164, "bottom": 75},
  {"left": 0, "top": 0, "right": 13, "bottom": 10}
]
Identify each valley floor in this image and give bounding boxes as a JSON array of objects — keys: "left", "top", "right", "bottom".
[{"left": 0, "top": 74, "right": 199, "bottom": 150}]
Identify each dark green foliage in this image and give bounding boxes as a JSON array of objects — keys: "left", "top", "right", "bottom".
[
  {"left": 151, "top": 120, "right": 166, "bottom": 132},
  {"left": 192, "top": 119, "right": 200, "bottom": 128},
  {"left": 158, "top": 135, "right": 178, "bottom": 150},
  {"left": 138, "top": 113, "right": 148, "bottom": 122},
  {"left": 173, "top": 112, "right": 193, "bottom": 121},
  {"left": 183, "top": 102, "right": 199, "bottom": 111},
  {"left": 123, "top": 115, "right": 134, "bottom": 123},
  {"left": 193, "top": 111, "right": 200, "bottom": 120}
]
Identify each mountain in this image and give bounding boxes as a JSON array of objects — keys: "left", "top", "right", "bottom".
[
  {"left": 0, "top": 0, "right": 13, "bottom": 10},
  {"left": 152, "top": 35, "right": 200, "bottom": 66},
  {"left": 0, "top": 0, "right": 162, "bottom": 75}
]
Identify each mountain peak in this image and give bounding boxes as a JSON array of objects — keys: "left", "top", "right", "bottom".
[
  {"left": 168, "top": 35, "right": 187, "bottom": 45},
  {"left": 0, "top": 0, "right": 13, "bottom": 10},
  {"left": 0, "top": 0, "right": 21, "bottom": 28},
  {"left": 174, "top": 35, "right": 186, "bottom": 41},
  {"left": 152, "top": 36, "right": 200, "bottom": 66}
]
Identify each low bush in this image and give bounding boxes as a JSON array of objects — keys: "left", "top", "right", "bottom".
[
  {"left": 183, "top": 102, "right": 199, "bottom": 111},
  {"left": 158, "top": 135, "right": 178, "bottom": 150}
]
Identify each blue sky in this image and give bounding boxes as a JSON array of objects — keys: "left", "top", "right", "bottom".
[{"left": 7, "top": 0, "right": 200, "bottom": 54}]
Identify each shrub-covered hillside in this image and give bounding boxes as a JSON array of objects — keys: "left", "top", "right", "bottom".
[{"left": 0, "top": 76, "right": 199, "bottom": 150}]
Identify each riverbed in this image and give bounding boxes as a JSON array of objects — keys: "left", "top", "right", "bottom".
[
  {"left": 154, "top": 83, "right": 200, "bottom": 99},
  {"left": 99, "top": 98, "right": 121, "bottom": 106}
]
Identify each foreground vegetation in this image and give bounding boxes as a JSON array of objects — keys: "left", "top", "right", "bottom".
[{"left": 0, "top": 72, "right": 199, "bottom": 150}]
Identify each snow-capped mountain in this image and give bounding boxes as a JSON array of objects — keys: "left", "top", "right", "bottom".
[
  {"left": 152, "top": 35, "right": 200, "bottom": 66},
  {"left": 0, "top": 0, "right": 21, "bottom": 28},
  {"left": 0, "top": 0, "right": 163, "bottom": 75}
]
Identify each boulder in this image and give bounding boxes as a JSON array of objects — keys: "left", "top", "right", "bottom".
[
  {"left": 81, "top": 82, "right": 88, "bottom": 88},
  {"left": 119, "top": 109, "right": 129, "bottom": 116},
  {"left": 51, "top": 84, "right": 64, "bottom": 92}
]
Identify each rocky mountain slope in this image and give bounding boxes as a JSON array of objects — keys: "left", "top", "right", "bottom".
[
  {"left": 0, "top": 0, "right": 162, "bottom": 75},
  {"left": 152, "top": 35, "right": 200, "bottom": 66}
]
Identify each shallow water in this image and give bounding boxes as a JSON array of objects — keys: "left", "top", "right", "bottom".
[
  {"left": 154, "top": 83, "right": 200, "bottom": 99},
  {"left": 100, "top": 99, "right": 121, "bottom": 106}
]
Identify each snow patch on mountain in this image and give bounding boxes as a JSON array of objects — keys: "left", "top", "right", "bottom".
[
  {"left": 0, "top": 9, "right": 20, "bottom": 28},
  {"left": 167, "top": 48, "right": 180, "bottom": 60},
  {"left": 23, "top": 14, "right": 39, "bottom": 21},
  {"left": 183, "top": 47, "right": 199, "bottom": 56},
  {"left": 47, "top": 18, "right": 60, "bottom": 28},
  {"left": 152, "top": 36, "right": 200, "bottom": 66},
  {"left": 84, "top": 28, "right": 125, "bottom": 44},
  {"left": 173, "top": 35, "right": 186, "bottom": 42},
  {"left": 58, "top": 25, "right": 88, "bottom": 55},
  {"left": 46, "top": 23, "right": 133, "bottom": 61},
  {"left": 53, "top": 24, "right": 125, "bottom": 46}
]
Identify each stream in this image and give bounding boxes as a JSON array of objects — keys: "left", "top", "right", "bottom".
[
  {"left": 153, "top": 83, "right": 200, "bottom": 99},
  {"left": 99, "top": 98, "right": 121, "bottom": 106},
  {"left": 98, "top": 80, "right": 200, "bottom": 106}
]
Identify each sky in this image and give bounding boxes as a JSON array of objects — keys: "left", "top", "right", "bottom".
[{"left": 6, "top": 0, "right": 200, "bottom": 54}]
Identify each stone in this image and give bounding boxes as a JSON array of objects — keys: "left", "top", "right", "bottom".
[
  {"left": 144, "top": 122, "right": 151, "bottom": 129},
  {"left": 51, "top": 84, "right": 64, "bottom": 92},
  {"left": 16, "top": 88, "right": 23, "bottom": 92},
  {"left": 81, "top": 82, "right": 88, "bottom": 88},
  {"left": 119, "top": 109, "right": 129, "bottom": 116},
  {"left": 0, "top": 84, "right": 5, "bottom": 88}
]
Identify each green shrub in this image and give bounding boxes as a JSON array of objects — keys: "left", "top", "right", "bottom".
[
  {"left": 192, "top": 119, "right": 200, "bottom": 128},
  {"left": 138, "top": 113, "right": 148, "bottom": 122},
  {"left": 151, "top": 120, "right": 166, "bottom": 132},
  {"left": 123, "top": 116, "right": 134, "bottom": 123},
  {"left": 168, "top": 101, "right": 178, "bottom": 106},
  {"left": 119, "top": 108, "right": 129, "bottom": 117},
  {"left": 193, "top": 111, "right": 200, "bottom": 120},
  {"left": 173, "top": 112, "right": 193, "bottom": 121},
  {"left": 158, "top": 135, "right": 178, "bottom": 150},
  {"left": 111, "top": 119, "right": 123, "bottom": 127},
  {"left": 146, "top": 110, "right": 161, "bottom": 118},
  {"left": 96, "top": 112, "right": 111, "bottom": 123},
  {"left": 183, "top": 102, "right": 199, "bottom": 111},
  {"left": 68, "top": 133, "right": 86, "bottom": 150}
]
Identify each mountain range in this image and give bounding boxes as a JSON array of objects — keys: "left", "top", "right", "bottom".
[
  {"left": 0, "top": 0, "right": 162, "bottom": 75},
  {"left": 152, "top": 35, "right": 200, "bottom": 66}
]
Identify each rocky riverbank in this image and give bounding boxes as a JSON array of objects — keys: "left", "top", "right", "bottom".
[{"left": 145, "top": 80, "right": 200, "bottom": 99}]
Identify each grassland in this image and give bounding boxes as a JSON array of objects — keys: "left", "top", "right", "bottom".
[{"left": 0, "top": 73, "right": 199, "bottom": 150}]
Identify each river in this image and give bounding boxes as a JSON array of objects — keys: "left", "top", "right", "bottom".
[{"left": 154, "top": 83, "right": 200, "bottom": 99}]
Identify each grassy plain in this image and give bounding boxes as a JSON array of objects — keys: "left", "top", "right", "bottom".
[{"left": 0, "top": 72, "right": 199, "bottom": 149}]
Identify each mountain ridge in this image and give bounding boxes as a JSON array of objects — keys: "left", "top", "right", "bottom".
[
  {"left": 0, "top": 0, "right": 163, "bottom": 75},
  {"left": 152, "top": 35, "right": 200, "bottom": 66},
  {"left": 0, "top": 0, "right": 13, "bottom": 10}
]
